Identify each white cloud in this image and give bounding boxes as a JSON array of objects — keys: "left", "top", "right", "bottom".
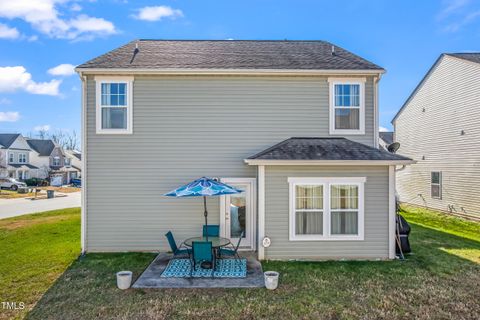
[
  {"left": 34, "top": 124, "right": 51, "bottom": 131},
  {"left": 379, "top": 126, "right": 390, "bottom": 132},
  {"left": 48, "top": 63, "right": 76, "bottom": 76},
  {"left": 0, "top": 111, "right": 20, "bottom": 122},
  {"left": 0, "top": 23, "right": 20, "bottom": 39},
  {"left": 0, "top": 66, "right": 61, "bottom": 96},
  {"left": 133, "top": 6, "right": 183, "bottom": 21},
  {"left": 0, "top": 98, "right": 12, "bottom": 105},
  {"left": 70, "top": 3, "right": 82, "bottom": 11},
  {"left": 0, "top": 0, "right": 117, "bottom": 41}
]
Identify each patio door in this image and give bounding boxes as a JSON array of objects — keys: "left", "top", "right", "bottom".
[{"left": 220, "top": 178, "right": 256, "bottom": 250}]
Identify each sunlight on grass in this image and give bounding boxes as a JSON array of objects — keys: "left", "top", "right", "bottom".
[{"left": 440, "top": 248, "right": 480, "bottom": 264}]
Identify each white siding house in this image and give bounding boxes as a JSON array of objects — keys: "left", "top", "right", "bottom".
[{"left": 393, "top": 53, "right": 480, "bottom": 219}]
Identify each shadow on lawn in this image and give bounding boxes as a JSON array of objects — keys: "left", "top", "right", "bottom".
[{"left": 26, "top": 223, "right": 480, "bottom": 320}]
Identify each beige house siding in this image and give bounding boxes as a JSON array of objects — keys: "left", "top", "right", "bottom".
[
  {"left": 84, "top": 75, "right": 377, "bottom": 252},
  {"left": 394, "top": 55, "right": 480, "bottom": 218}
]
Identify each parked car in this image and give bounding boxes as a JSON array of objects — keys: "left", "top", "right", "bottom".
[
  {"left": 71, "top": 178, "right": 81, "bottom": 188},
  {"left": 0, "top": 178, "right": 27, "bottom": 191}
]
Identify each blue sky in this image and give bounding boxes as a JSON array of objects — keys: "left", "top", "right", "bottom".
[{"left": 0, "top": 0, "right": 479, "bottom": 137}]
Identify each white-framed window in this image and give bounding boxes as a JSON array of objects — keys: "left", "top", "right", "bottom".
[
  {"left": 431, "top": 171, "right": 442, "bottom": 199},
  {"left": 18, "top": 153, "right": 27, "bottom": 163},
  {"left": 53, "top": 156, "right": 60, "bottom": 166},
  {"left": 8, "top": 153, "right": 14, "bottom": 163},
  {"left": 288, "top": 177, "right": 365, "bottom": 241},
  {"left": 328, "top": 78, "right": 365, "bottom": 135},
  {"left": 95, "top": 76, "right": 133, "bottom": 134},
  {"left": 64, "top": 157, "right": 71, "bottom": 166}
]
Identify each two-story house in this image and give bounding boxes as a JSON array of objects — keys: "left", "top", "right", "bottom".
[
  {"left": 393, "top": 53, "right": 480, "bottom": 219},
  {"left": 76, "top": 40, "right": 413, "bottom": 259},
  {"left": 0, "top": 134, "right": 39, "bottom": 180},
  {"left": 27, "top": 139, "right": 81, "bottom": 185}
]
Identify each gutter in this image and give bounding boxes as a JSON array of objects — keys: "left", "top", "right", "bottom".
[
  {"left": 244, "top": 159, "right": 416, "bottom": 166},
  {"left": 75, "top": 67, "right": 385, "bottom": 77}
]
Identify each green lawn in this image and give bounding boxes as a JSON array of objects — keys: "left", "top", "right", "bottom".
[
  {"left": 1, "top": 206, "right": 479, "bottom": 320},
  {"left": 0, "top": 208, "right": 80, "bottom": 320}
]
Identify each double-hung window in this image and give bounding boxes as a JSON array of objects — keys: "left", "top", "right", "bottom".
[
  {"left": 431, "top": 172, "right": 442, "bottom": 199},
  {"left": 96, "top": 77, "right": 133, "bottom": 134},
  {"left": 8, "top": 153, "right": 14, "bottom": 163},
  {"left": 329, "top": 78, "right": 365, "bottom": 135},
  {"left": 53, "top": 156, "right": 60, "bottom": 166},
  {"left": 18, "top": 153, "right": 27, "bottom": 163},
  {"left": 289, "top": 177, "right": 365, "bottom": 241}
]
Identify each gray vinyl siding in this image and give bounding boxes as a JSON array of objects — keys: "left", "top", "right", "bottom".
[
  {"left": 394, "top": 55, "right": 480, "bottom": 218},
  {"left": 85, "top": 75, "right": 376, "bottom": 252},
  {"left": 264, "top": 166, "right": 389, "bottom": 260}
]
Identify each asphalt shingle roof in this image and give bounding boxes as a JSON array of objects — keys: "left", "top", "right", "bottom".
[
  {"left": 0, "top": 134, "right": 20, "bottom": 149},
  {"left": 26, "top": 139, "right": 56, "bottom": 156},
  {"left": 248, "top": 137, "right": 411, "bottom": 161},
  {"left": 447, "top": 53, "right": 480, "bottom": 64},
  {"left": 77, "top": 40, "right": 384, "bottom": 71}
]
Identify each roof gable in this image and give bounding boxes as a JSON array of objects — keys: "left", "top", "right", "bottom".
[
  {"left": 392, "top": 52, "right": 480, "bottom": 123},
  {"left": 0, "top": 134, "right": 21, "bottom": 149},
  {"left": 26, "top": 139, "right": 56, "bottom": 156},
  {"left": 77, "top": 40, "right": 384, "bottom": 72}
]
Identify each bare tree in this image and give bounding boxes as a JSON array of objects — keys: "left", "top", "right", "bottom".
[
  {"left": 48, "top": 130, "right": 79, "bottom": 150},
  {"left": 32, "top": 129, "right": 80, "bottom": 150}
]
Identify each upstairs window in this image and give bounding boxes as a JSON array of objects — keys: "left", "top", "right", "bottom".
[
  {"left": 431, "top": 172, "right": 442, "bottom": 199},
  {"left": 96, "top": 77, "right": 133, "bottom": 134},
  {"left": 18, "top": 153, "right": 27, "bottom": 163},
  {"left": 9, "top": 153, "right": 14, "bottom": 163},
  {"left": 53, "top": 156, "right": 60, "bottom": 166},
  {"left": 329, "top": 78, "right": 365, "bottom": 135},
  {"left": 64, "top": 157, "right": 71, "bottom": 166}
]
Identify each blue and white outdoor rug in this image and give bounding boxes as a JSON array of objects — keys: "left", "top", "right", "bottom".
[{"left": 161, "top": 258, "right": 247, "bottom": 278}]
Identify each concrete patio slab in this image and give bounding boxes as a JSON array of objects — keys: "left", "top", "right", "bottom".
[{"left": 132, "top": 252, "right": 265, "bottom": 289}]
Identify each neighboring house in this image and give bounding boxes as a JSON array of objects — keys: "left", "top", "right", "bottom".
[
  {"left": 0, "top": 134, "right": 39, "bottom": 180},
  {"left": 27, "top": 139, "right": 81, "bottom": 184},
  {"left": 64, "top": 149, "right": 82, "bottom": 181},
  {"left": 392, "top": 53, "right": 480, "bottom": 219},
  {"left": 76, "top": 40, "right": 412, "bottom": 259},
  {"left": 378, "top": 131, "right": 394, "bottom": 151}
]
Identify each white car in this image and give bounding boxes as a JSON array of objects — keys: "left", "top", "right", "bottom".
[{"left": 0, "top": 178, "right": 27, "bottom": 191}]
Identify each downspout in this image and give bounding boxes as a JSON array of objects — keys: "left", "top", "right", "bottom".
[
  {"left": 374, "top": 74, "right": 382, "bottom": 148},
  {"left": 79, "top": 73, "right": 87, "bottom": 255}
]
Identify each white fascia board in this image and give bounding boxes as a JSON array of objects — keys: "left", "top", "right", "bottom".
[
  {"left": 244, "top": 159, "right": 416, "bottom": 166},
  {"left": 76, "top": 68, "right": 385, "bottom": 76}
]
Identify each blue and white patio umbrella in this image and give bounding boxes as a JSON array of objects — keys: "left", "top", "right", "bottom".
[{"left": 164, "top": 177, "right": 242, "bottom": 239}]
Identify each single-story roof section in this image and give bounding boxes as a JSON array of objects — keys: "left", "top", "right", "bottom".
[
  {"left": 8, "top": 164, "right": 39, "bottom": 169},
  {"left": 245, "top": 137, "right": 414, "bottom": 165}
]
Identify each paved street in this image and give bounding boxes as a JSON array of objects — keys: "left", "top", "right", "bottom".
[{"left": 0, "top": 192, "right": 81, "bottom": 219}]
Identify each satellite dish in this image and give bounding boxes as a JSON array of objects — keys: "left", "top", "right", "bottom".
[{"left": 387, "top": 142, "right": 400, "bottom": 153}]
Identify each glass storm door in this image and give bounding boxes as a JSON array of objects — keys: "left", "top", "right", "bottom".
[{"left": 221, "top": 179, "right": 255, "bottom": 249}]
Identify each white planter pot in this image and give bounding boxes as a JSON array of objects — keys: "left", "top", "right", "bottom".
[
  {"left": 264, "top": 271, "right": 279, "bottom": 290},
  {"left": 116, "top": 271, "right": 132, "bottom": 290}
]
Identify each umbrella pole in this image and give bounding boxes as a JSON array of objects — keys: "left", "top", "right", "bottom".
[{"left": 203, "top": 196, "right": 208, "bottom": 241}]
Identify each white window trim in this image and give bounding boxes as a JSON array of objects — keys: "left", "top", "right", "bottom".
[
  {"left": 8, "top": 152, "right": 14, "bottom": 163},
  {"left": 18, "top": 153, "right": 27, "bottom": 163},
  {"left": 95, "top": 76, "right": 134, "bottom": 134},
  {"left": 431, "top": 171, "right": 442, "bottom": 199},
  {"left": 288, "top": 177, "right": 366, "bottom": 241},
  {"left": 328, "top": 78, "right": 366, "bottom": 135}
]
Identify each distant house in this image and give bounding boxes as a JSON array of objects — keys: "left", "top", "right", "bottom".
[
  {"left": 0, "top": 134, "right": 39, "bottom": 180},
  {"left": 378, "top": 131, "right": 394, "bottom": 151},
  {"left": 392, "top": 53, "right": 480, "bottom": 219},
  {"left": 27, "top": 139, "right": 81, "bottom": 184},
  {"left": 76, "top": 39, "right": 413, "bottom": 258}
]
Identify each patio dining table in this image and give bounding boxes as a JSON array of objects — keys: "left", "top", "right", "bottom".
[{"left": 183, "top": 236, "right": 231, "bottom": 248}]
